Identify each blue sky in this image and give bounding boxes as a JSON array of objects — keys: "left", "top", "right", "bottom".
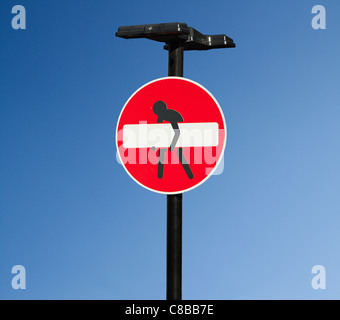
[{"left": 0, "top": 0, "right": 339, "bottom": 300}]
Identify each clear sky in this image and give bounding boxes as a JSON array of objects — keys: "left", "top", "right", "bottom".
[{"left": 0, "top": 0, "right": 339, "bottom": 300}]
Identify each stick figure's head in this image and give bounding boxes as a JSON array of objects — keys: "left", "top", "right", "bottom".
[{"left": 153, "top": 101, "right": 167, "bottom": 116}]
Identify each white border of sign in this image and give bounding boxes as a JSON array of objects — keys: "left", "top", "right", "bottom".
[{"left": 115, "top": 77, "right": 227, "bottom": 195}]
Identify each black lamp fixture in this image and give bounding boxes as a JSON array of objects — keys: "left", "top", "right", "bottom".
[{"left": 116, "top": 22, "right": 235, "bottom": 51}]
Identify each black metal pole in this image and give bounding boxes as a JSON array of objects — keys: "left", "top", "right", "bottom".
[
  {"left": 168, "top": 41, "right": 184, "bottom": 77},
  {"left": 116, "top": 22, "right": 235, "bottom": 301},
  {"left": 166, "top": 41, "right": 183, "bottom": 301}
]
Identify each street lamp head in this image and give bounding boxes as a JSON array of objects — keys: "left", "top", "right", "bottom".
[{"left": 115, "top": 22, "right": 235, "bottom": 51}]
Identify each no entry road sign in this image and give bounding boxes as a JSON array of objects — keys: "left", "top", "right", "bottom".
[{"left": 116, "top": 77, "right": 227, "bottom": 194}]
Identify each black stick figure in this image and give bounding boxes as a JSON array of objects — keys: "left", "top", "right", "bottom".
[{"left": 152, "top": 101, "right": 194, "bottom": 179}]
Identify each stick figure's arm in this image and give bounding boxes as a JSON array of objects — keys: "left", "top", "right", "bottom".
[
  {"left": 170, "top": 122, "right": 180, "bottom": 152},
  {"left": 150, "top": 117, "right": 164, "bottom": 151}
]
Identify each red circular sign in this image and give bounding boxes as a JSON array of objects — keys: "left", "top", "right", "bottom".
[{"left": 116, "top": 77, "right": 227, "bottom": 194}]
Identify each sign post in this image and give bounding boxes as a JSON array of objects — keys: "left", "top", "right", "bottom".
[
  {"left": 116, "top": 23, "right": 235, "bottom": 300},
  {"left": 167, "top": 40, "right": 184, "bottom": 300}
]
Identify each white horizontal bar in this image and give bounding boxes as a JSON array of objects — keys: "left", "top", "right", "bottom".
[{"left": 122, "top": 122, "right": 219, "bottom": 148}]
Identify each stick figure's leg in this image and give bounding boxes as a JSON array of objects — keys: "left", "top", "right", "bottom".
[
  {"left": 158, "top": 148, "right": 166, "bottom": 179},
  {"left": 170, "top": 128, "right": 180, "bottom": 152},
  {"left": 177, "top": 148, "right": 193, "bottom": 179}
]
